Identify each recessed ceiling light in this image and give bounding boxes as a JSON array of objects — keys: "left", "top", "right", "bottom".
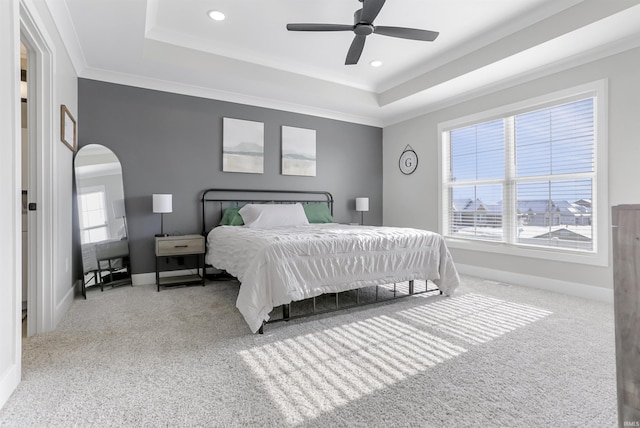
[
  {"left": 370, "top": 60, "right": 383, "bottom": 67},
  {"left": 208, "top": 10, "right": 225, "bottom": 21}
]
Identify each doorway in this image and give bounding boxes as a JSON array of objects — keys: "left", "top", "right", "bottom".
[
  {"left": 20, "top": 1, "right": 54, "bottom": 337},
  {"left": 20, "top": 41, "right": 29, "bottom": 337},
  {"left": 19, "top": 33, "right": 39, "bottom": 338}
]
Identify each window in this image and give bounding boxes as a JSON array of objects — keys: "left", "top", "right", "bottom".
[
  {"left": 439, "top": 81, "right": 608, "bottom": 265},
  {"left": 79, "top": 188, "right": 108, "bottom": 243}
]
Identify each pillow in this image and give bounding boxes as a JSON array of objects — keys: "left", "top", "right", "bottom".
[
  {"left": 303, "top": 203, "right": 334, "bottom": 223},
  {"left": 219, "top": 206, "right": 244, "bottom": 226},
  {"left": 238, "top": 203, "right": 309, "bottom": 228}
]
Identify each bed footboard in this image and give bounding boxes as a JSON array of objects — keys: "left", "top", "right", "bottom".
[{"left": 258, "top": 279, "right": 442, "bottom": 334}]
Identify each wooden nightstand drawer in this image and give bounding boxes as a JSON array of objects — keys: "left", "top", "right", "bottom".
[{"left": 155, "top": 235, "right": 204, "bottom": 256}]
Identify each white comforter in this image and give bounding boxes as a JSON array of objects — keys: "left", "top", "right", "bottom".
[{"left": 206, "top": 224, "right": 460, "bottom": 332}]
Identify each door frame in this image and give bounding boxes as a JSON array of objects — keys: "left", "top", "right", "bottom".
[
  {"left": 0, "top": 0, "right": 22, "bottom": 409},
  {"left": 0, "top": 0, "right": 55, "bottom": 409},
  {"left": 20, "top": 0, "right": 55, "bottom": 336}
]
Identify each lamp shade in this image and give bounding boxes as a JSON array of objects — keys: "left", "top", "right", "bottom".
[
  {"left": 355, "top": 197, "right": 369, "bottom": 212},
  {"left": 152, "top": 194, "right": 172, "bottom": 213}
]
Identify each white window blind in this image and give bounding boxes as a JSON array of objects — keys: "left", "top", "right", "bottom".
[{"left": 443, "top": 97, "right": 595, "bottom": 253}]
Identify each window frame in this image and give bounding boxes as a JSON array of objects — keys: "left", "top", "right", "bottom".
[
  {"left": 78, "top": 185, "right": 109, "bottom": 244},
  {"left": 437, "top": 80, "right": 608, "bottom": 267}
]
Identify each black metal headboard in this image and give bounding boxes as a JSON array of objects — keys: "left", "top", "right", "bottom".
[{"left": 201, "top": 188, "right": 334, "bottom": 235}]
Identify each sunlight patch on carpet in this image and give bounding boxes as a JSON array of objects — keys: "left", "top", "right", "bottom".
[
  {"left": 239, "top": 293, "right": 552, "bottom": 425},
  {"left": 398, "top": 293, "right": 553, "bottom": 345},
  {"left": 239, "top": 315, "right": 466, "bottom": 425}
]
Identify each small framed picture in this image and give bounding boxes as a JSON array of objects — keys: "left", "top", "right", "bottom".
[
  {"left": 222, "top": 117, "right": 264, "bottom": 174},
  {"left": 60, "top": 104, "right": 77, "bottom": 152},
  {"left": 281, "top": 126, "right": 316, "bottom": 176}
]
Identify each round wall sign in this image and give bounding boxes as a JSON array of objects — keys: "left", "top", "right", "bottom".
[{"left": 399, "top": 146, "right": 418, "bottom": 175}]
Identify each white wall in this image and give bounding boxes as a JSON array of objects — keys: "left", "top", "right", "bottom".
[
  {"left": 25, "top": 0, "right": 77, "bottom": 329},
  {"left": 50, "top": 16, "right": 77, "bottom": 325},
  {"left": 0, "top": 0, "right": 77, "bottom": 409},
  {"left": 383, "top": 47, "right": 640, "bottom": 297}
]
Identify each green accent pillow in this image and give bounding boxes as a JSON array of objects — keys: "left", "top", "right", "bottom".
[
  {"left": 219, "top": 206, "right": 244, "bottom": 226},
  {"left": 304, "top": 203, "right": 334, "bottom": 223}
]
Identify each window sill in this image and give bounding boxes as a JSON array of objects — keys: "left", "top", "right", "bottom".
[{"left": 444, "top": 236, "right": 609, "bottom": 267}]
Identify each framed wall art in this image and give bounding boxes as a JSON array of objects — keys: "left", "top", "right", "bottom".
[
  {"left": 60, "top": 104, "right": 77, "bottom": 152},
  {"left": 223, "top": 117, "right": 264, "bottom": 174},
  {"left": 281, "top": 126, "right": 316, "bottom": 177}
]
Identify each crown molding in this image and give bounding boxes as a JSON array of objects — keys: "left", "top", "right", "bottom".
[
  {"left": 79, "top": 67, "right": 385, "bottom": 127},
  {"left": 44, "top": 0, "right": 86, "bottom": 76}
]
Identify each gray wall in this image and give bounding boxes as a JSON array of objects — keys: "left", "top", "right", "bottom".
[{"left": 77, "top": 79, "right": 382, "bottom": 275}]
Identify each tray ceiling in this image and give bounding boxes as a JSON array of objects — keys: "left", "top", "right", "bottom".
[{"left": 48, "top": 0, "right": 640, "bottom": 126}]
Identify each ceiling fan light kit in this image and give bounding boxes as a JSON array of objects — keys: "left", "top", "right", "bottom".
[{"left": 286, "top": 0, "right": 439, "bottom": 65}]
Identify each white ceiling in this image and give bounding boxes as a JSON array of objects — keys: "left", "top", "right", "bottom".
[{"left": 48, "top": 0, "right": 640, "bottom": 126}]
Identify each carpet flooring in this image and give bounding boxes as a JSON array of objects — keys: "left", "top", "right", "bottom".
[{"left": 0, "top": 275, "right": 616, "bottom": 427}]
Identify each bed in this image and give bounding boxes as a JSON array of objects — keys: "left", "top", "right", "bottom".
[{"left": 201, "top": 189, "right": 460, "bottom": 333}]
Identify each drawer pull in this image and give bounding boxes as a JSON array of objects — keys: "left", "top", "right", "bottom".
[{"left": 174, "top": 245, "right": 189, "bottom": 248}]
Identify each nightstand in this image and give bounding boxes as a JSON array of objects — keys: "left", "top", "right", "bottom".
[{"left": 155, "top": 234, "right": 205, "bottom": 292}]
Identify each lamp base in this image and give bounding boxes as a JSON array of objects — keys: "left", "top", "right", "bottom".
[{"left": 155, "top": 233, "right": 169, "bottom": 237}]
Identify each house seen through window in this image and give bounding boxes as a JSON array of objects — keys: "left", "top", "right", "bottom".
[{"left": 442, "top": 96, "right": 596, "bottom": 253}]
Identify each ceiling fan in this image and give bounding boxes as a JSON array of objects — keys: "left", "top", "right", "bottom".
[{"left": 286, "top": 0, "right": 439, "bottom": 65}]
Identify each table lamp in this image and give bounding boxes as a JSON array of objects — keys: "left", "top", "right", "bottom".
[
  {"left": 152, "top": 194, "right": 172, "bottom": 237},
  {"left": 356, "top": 197, "right": 369, "bottom": 225}
]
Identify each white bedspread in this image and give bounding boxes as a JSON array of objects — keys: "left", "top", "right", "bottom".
[{"left": 206, "top": 224, "right": 460, "bottom": 332}]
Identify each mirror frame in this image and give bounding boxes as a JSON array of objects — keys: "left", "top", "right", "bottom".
[{"left": 74, "top": 144, "right": 130, "bottom": 296}]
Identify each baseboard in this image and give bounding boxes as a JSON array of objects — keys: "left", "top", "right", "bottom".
[
  {"left": 137, "top": 265, "right": 614, "bottom": 303},
  {"left": 456, "top": 263, "right": 614, "bottom": 304},
  {"left": 131, "top": 273, "right": 154, "bottom": 286},
  {"left": 131, "top": 269, "right": 201, "bottom": 286},
  {"left": 53, "top": 283, "right": 76, "bottom": 329},
  {"left": 73, "top": 279, "right": 82, "bottom": 297},
  {"left": 0, "top": 363, "right": 20, "bottom": 411}
]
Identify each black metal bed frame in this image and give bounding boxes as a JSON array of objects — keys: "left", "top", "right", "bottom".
[
  {"left": 200, "top": 188, "right": 440, "bottom": 334},
  {"left": 201, "top": 188, "right": 334, "bottom": 235}
]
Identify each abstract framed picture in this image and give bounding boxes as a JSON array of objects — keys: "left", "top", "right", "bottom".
[
  {"left": 281, "top": 126, "right": 316, "bottom": 177},
  {"left": 223, "top": 118, "right": 264, "bottom": 174}
]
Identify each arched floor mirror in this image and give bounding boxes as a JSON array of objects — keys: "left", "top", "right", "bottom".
[{"left": 74, "top": 144, "right": 131, "bottom": 297}]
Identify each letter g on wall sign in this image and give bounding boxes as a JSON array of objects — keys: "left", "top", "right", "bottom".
[{"left": 399, "top": 145, "right": 418, "bottom": 175}]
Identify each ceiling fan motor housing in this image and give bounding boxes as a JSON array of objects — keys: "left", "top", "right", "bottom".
[
  {"left": 354, "top": 24, "right": 374, "bottom": 35},
  {"left": 354, "top": 8, "right": 374, "bottom": 35}
]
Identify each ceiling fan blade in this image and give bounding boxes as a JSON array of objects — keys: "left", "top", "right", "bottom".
[
  {"left": 360, "top": 0, "right": 386, "bottom": 23},
  {"left": 287, "top": 23, "right": 354, "bottom": 32},
  {"left": 374, "top": 26, "right": 439, "bottom": 41},
  {"left": 345, "top": 34, "right": 366, "bottom": 65}
]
